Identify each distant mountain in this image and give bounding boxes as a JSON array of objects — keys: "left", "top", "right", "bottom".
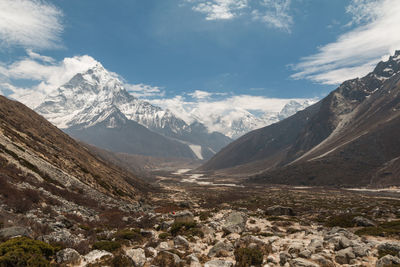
[
  {"left": 186, "top": 100, "right": 313, "bottom": 139},
  {"left": 33, "top": 63, "right": 231, "bottom": 160},
  {"left": 201, "top": 51, "right": 400, "bottom": 187}
]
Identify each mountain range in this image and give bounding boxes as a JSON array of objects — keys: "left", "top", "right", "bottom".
[
  {"left": 201, "top": 51, "right": 400, "bottom": 187},
  {"left": 27, "top": 62, "right": 311, "bottom": 160}
]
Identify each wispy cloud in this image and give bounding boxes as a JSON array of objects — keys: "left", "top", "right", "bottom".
[
  {"left": 0, "top": 0, "right": 63, "bottom": 49},
  {"left": 291, "top": 0, "right": 400, "bottom": 85},
  {"left": 252, "top": 0, "right": 292, "bottom": 32},
  {"left": 185, "top": 0, "right": 293, "bottom": 31},
  {"left": 124, "top": 83, "right": 165, "bottom": 98}
]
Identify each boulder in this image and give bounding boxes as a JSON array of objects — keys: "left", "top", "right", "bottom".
[
  {"left": 222, "top": 211, "right": 247, "bottom": 234},
  {"left": 174, "top": 235, "right": 190, "bottom": 249},
  {"left": 378, "top": 242, "right": 400, "bottom": 256},
  {"left": 153, "top": 251, "right": 181, "bottom": 266},
  {"left": 83, "top": 250, "right": 113, "bottom": 265},
  {"left": 208, "top": 240, "right": 234, "bottom": 257},
  {"left": 204, "top": 259, "right": 234, "bottom": 267},
  {"left": 307, "top": 239, "right": 324, "bottom": 253},
  {"left": 310, "top": 254, "right": 335, "bottom": 267},
  {"left": 265, "top": 205, "right": 295, "bottom": 216},
  {"left": 335, "top": 247, "right": 355, "bottom": 265},
  {"left": 376, "top": 255, "right": 400, "bottom": 267},
  {"left": 0, "top": 226, "right": 31, "bottom": 239},
  {"left": 56, "top": 248, "right": 81, "bottom": 265},
  {"left": 298, "top": 249, "right": 312, "bottom": 259},
  {"left": 174, "top": 211, "right": 194, "bottom": 224},
  {"left": 126, "top": 248, "right": 146, "bottom": 267},
  {"left": 289, "top": 258, "right": 319, "bottom": 267},
  {"left": 352, "top": 216, "right": 376, "bottom": 227}
]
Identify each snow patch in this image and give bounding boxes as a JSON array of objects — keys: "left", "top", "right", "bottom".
[{"left": 189, "top": 144, "right": 203, "bottom": 160}]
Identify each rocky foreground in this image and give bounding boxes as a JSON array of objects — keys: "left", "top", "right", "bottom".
[{"left": 2, "top": 198, "right": 400, "bottom": 267}]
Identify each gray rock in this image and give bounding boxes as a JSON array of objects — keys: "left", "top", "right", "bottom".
[
  {"left": 208, "top": 240, "right": 234, "bottom": 257},
  {"left": 378, "top": 242, "right": 400, "bottom": 256},
  {"left": 288, "top": 242, "right": 305, "bottom": 257},
  {"left": 289, "top": 258, "right": 319, "bottom": 267},
  {"left": 335, "top": 247, "right": 355, "bottom": 265},
  {"left": 376, "top": 255, "right": 400, "bottom": 267},
  {"left": 126, "top": 248, "right": 146, "bottom": 267},
  {"left": 0, "top": 226, "right": 31, "bottom": 238},
  {"left": 307, "top": 239, "right": 324, "bottom": 253},
  {"left": 298, "top": 249, "right": 312, "bottom": 259},
  {"left": 204, "top": 259, "right": 234, "bottom": 267},
  {"left": 310, "top": 254, "right": 335, "bottom": 267},
  {"left": 145, "top": 247, "right": 157, "bottom": 258},
  {"left": 338, "top": 236, "right": 351, "bottom": 250},
  {"left": 56, "top": 248, "right": 81, "bottom": 265},
  {"left": 174, "top": 235, "right": 190, "bottom": 248},
  {"left": 222, "top": 211, "right": 247, "bottom": 234},
  {"left": 280, "top": 252, "right": 291, "bottom": 265},
  {"left": 265, "top": 205, "right": 295, "bottom": 216},
  {"left": 159, "top": 220, "right": 173, "bottom": 231},
  {"left": 352, "top": 216, "right": 376, "bottom": 227},
  {"left": 352, "top": 245, "right": 369, "bottom": 257},
  {"left": 236, "top": 235, "right": 271, "bottom": 254},
  {"left": 174, "top": 211, "right": 194, "bottom": 224}
]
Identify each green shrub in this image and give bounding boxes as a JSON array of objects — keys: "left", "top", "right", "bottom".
[
  {"left": 158, "top": 232, "right": 170, "bottom": 240},
  {"left": 355, "top": 220, "right": 400, "bottom": 237},
  {"left": 93, "top": 240, "right": 121, "bottom": 252},
  {"left": 114, "top": 229, "right": 142, "bottom": 242},
  {"left": 234, "top": 247, "right": 264, "bottom": 267},
  {"left": 325, "top": 214, "right": 357, "bottom": 228},
  {"left": 199, "top": 211, "right": 212, "bottom": 221},
  {"left": 0, "top": 237, "right": 56, "bottom": 266},
  {"left": 170, "top": 222, "right": 196, "bottom": 236}
]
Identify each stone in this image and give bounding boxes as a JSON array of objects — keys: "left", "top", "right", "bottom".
[
  {"left": 236, "top": 235, "right": 272, "bottom": 254},
  {"left": 126, "top": 248, "right": 146, "bottom": 267},
  {"left": 352, "top": 216, "right": 376, "bottom": 227},
  {"left": 174, "top": 235, "right": 190, "bottom": 248},
  {"left": 159, "top": 220, "right": 173, "bottom": 231},
  {"left": 56, "top": 248, "right": 81, "bottom": 265},
  {"left": 156, "top": 241, "right": 170, "bottom": 251},
  {"left": 335, "top": 247, "right": 355, "bottom": 265},
  {"left": 265, "top": 205, "right": 295, "bottom": 216},
  {"left": 310, "top": 254, "right": 335, "bottom": 267},
  {"left": 204, "top": 259, "right": 234, "bottom": 267},
  {"left": 289, "top": 258, "right": 319, "bottom": 267},
  {"left": 352, "top": 245, "right": 369, "bottom": 257},
  {"left": 280, "top": 252, "right": 291, "bottom": 265},
  {"left": 174, "top": 211, "right": 194, "bottom": 224},
  {"left": 298, "top": 249, "right": 312, "bottom": 259},
  {"left": 153, "top": 251, "right": 181, "bottom": 266},
  {"left": 307, "top": 239, "right": 324, "bottom": 253},
  {"left": 83, "top": 250, "right": 113, "bottom": 265},
  {"left": 145, "top": 247, "right": 157, "bottom": 258},
  {"left": 0, "top": 226, "right": 31, "bottom": 238},
  {"left": 208, "top": 240, "right": 234, "bottom": 257},
  {"left": 338, "top": 236, "right": 351, "bottom": 250},
  {"left": 378, "top": 242, "right": 400, "bottom": 256},
  {"left": 288, "top": 242, "right": 304, "bottom": 257},
  {"left": 376, "top": 255, "right": 400, "bottom": 267},
  {"left": 222, "top": 211, "right": 247, "bottom": 234}
]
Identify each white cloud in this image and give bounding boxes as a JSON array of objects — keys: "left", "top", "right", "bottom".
[
  {"left": 124, "top": 83, "right": 165, "bottom": 98},
  {"left": 291, "top": 0, "right": 400, "bottom": 85},
  {"left": 0, "top": 0, "right": 63, "bottom": 49},
  {"left": 185, "top": 0, "right": 293, "bottom": 31},
  {"left": 149, "top": 91, "right": 314, "bottom": 137},
  {"left": 189, "top": 0, "right": 248, "bottom": 20},
  {"left": 252, "top": 0, "right": 292, "bottom": 32}
]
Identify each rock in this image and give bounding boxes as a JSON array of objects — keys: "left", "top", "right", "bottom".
[
  {"left": 208, "top": 240, "right": 234, "bottom": 257},
  {"left": 153, "top": 251, "right": 181, "bottom": 266},
  {"left": 156, "top": 241, "right": 170, "bottom": 251},
  {"left": 298, "top": 249, "right": 312, "bottom": 259},
  {"left": 83, "top": 250, "right": 113, "bottom": 265},
  {"left": 39, "top": 229, "right": 80, "bottom": 245},
  {"left": 159, "top": 220, "right": 173, "bottom": 231},
  {"left": 174, "top": 235, "right": 190, "bottom": 248},
  {"left": 307, "top": 239, "right": 324, "bottom": 253},
  {"left": 145, "top": 247, "right": 157, "bottom": 258},
  {"left": 222, "top": 211, "right": 247, "bottom": 234},
  {"left": 352, "top": 245, "right": 369, "bottom": 257},
  {"left": 376, "top": 255, "right": 400, "bottom": 267},
  {"left": 378, "top": 242, "right": 400, "bottom": 256},
  {"left": 288, "top": 242, "right": 304, "bottom": 257},
  {"left": 289, "top": 258, "right": 319, "bottom": 267},
  {"left": 204, "top": 259, "right": 234, "bottom": 267},
  {"left": 174, "top": 211, "right": 194, "bottom": 224},
  {"left": 310, "top": 254, "right": 335, "bottom": 267},
  {"left": 0, "top": 226, "right": 31, "bottom": 238},
  {"left": 338, "top": 236, "right": 351, "bottom": 250},
  {"left": 352, "top": 216, "right": 376, "bottom": 227},
  {"left": 236, "top": 235, "right": 272, "bottom": 254},
  {"left": 335, "top": 247, "right": 355, "bottom": 265},
  {"left": 280, "top": 252, "right": 291, "bottom": 265},
  {"left": 126, "top": 248, "right": 146, "bottom": 267},
  {"left": 265, "top": 205, "right": 295, "bottom": 216},
  {"left": 56, "top": 248, "right": 81, "bottom": 265}
]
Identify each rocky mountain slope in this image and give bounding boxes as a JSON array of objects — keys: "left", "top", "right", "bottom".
[
  {"left": 201, "top": 51, "right": 400, "bottom": 186},
  {"left": 33, "top": 63, "right": 231, "bottom": 160}
]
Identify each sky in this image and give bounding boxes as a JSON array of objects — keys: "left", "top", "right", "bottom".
[{"left": 0, "top": 0, "right": 400, "bottom": 115}]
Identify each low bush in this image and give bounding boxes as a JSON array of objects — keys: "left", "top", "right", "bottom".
[
  {"left": 0, "top": 237, "right": 56, "bottom": 266},
  {"left": 325, "top": 213, "right": 358, "bottom": 228},
  {"left": 355, "top": 220, "right": 400, "bottom": 237},
  {"left": 114, "top": 229, "right": 142, "bottom": 242},
  {"left": 234, "top": 247, "right": 264, "bottom": 267},
  {"left": 93, "top": 240, "right": 121, "bottom": 252}
]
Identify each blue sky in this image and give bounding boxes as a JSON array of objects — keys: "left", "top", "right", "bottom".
[{"left": 0, "top": 0, "right": 400, "bottom": 113}]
